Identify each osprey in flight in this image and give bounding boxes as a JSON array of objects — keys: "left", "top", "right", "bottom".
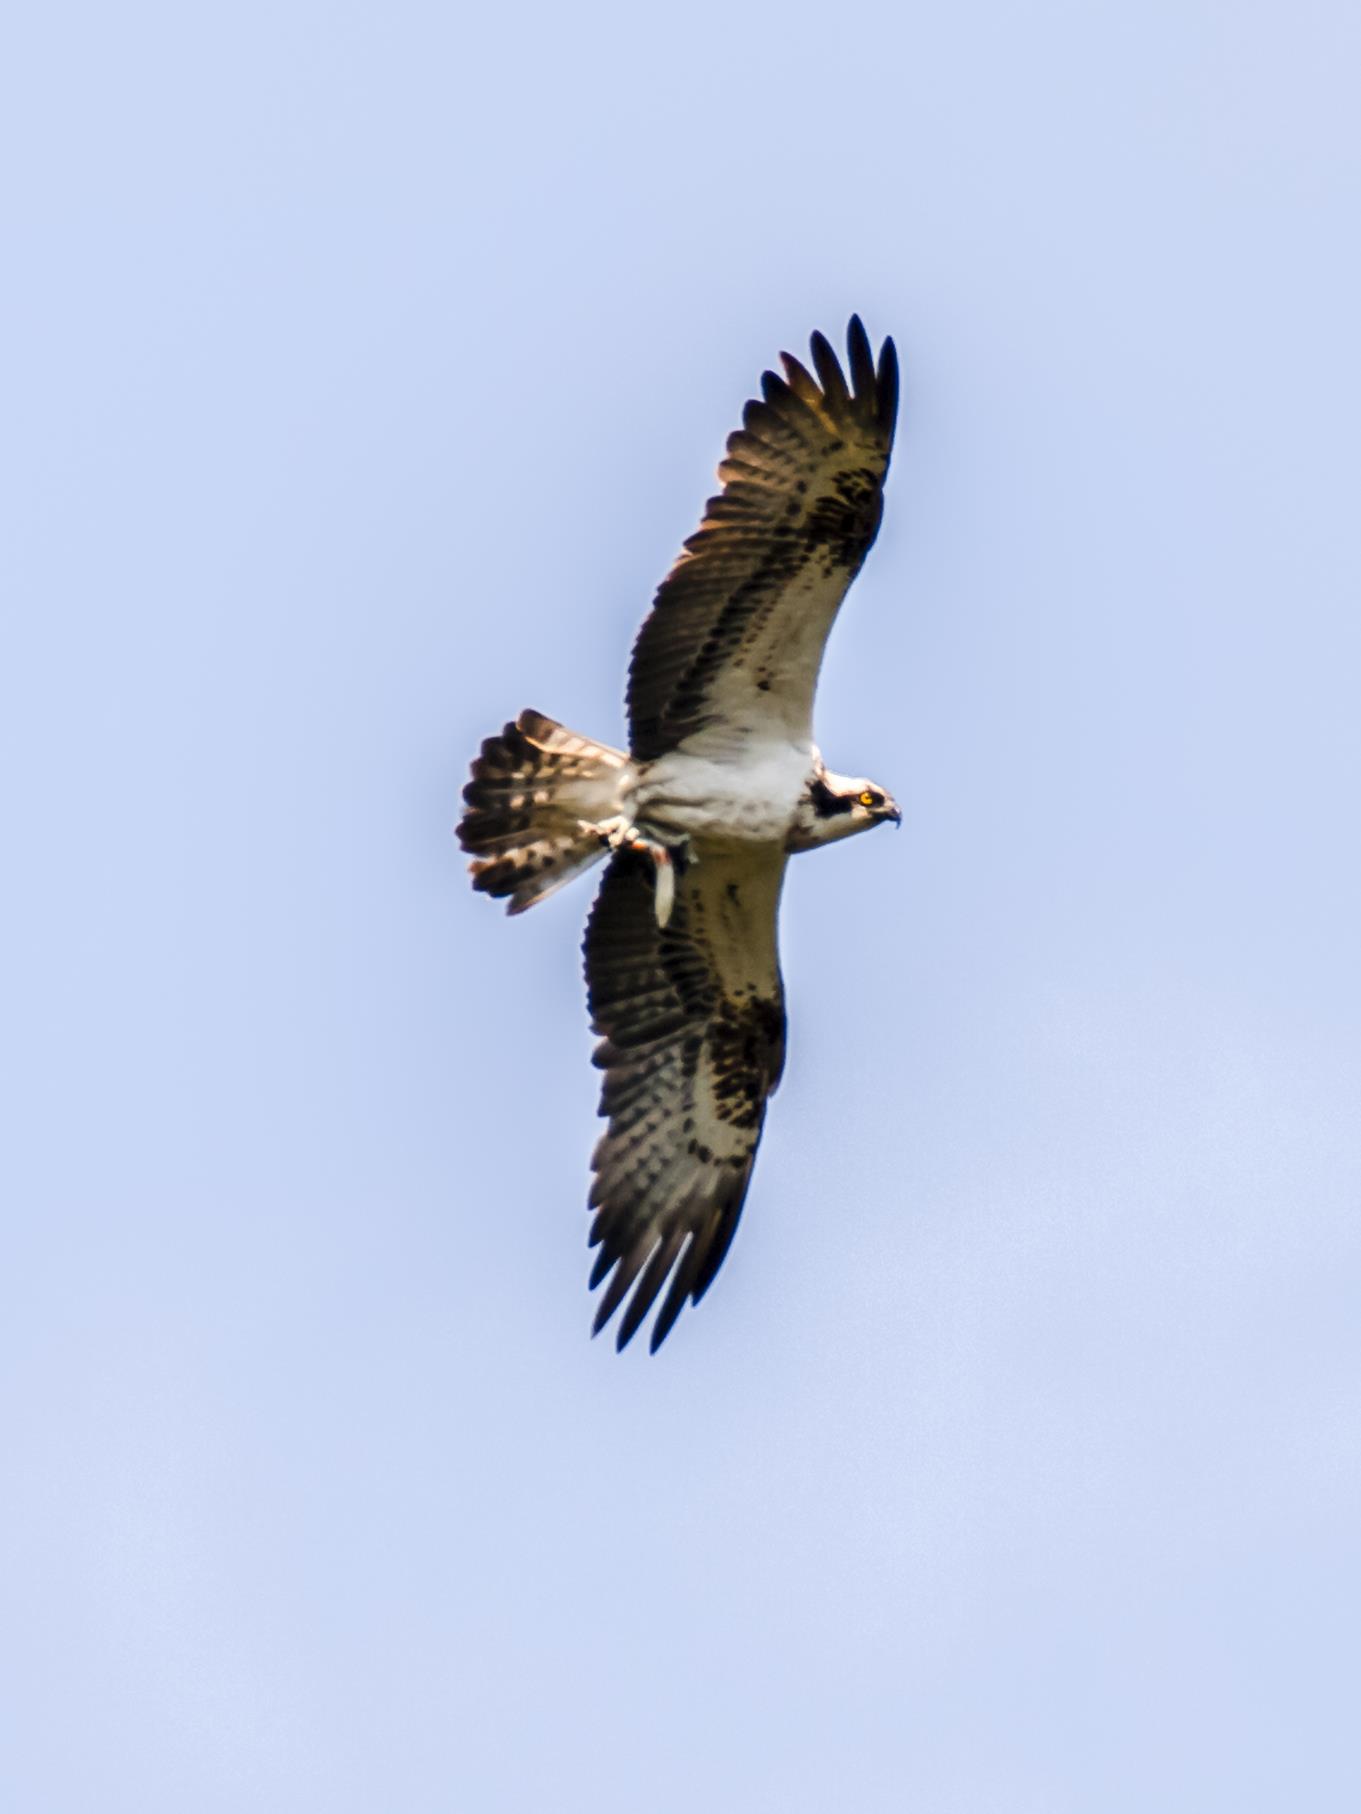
[{"left": 460, "top": 317, "right": 900, "bottom": 1351}]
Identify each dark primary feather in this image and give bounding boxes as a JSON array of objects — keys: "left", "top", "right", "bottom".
[
  {"left": 626, "top": 316, "right": 899, "bottom": 760},
  {"left": 583, "top": 848, "right": 787, "bottom": 1352}
]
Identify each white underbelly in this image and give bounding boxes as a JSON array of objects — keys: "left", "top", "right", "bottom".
[{"left": 629, "top": 740, "right": 812, "bottom": 847}]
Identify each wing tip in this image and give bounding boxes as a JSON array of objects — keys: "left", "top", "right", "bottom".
[
  {"left": 876, "top": 332, "right": 899, "bottom": 430},
  {"left": 802, "top": 316, "right": 898, "bottom": 435},
  {"left": 587, "top": 1257, "right": 697, "bottom": 1355}
]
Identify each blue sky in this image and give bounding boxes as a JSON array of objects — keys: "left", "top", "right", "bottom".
[{"left": 4, "top": 2, "right": 1360, "bottom": 1808}]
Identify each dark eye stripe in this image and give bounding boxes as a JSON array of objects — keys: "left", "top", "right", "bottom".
[{"left": 810, "top": 776, "right": 854, "bottom": 817}]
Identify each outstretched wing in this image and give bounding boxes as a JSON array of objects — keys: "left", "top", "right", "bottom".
[
  {"left": 583, "top": 845, "right": 788, "bottom": 1351},
  {"left": 627, "top": 316, "right": 898, "bottom": 761}
]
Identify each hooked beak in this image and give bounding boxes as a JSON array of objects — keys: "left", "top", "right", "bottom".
[{"left": 885, "top": 803, "right": 902, "bottom": 829}]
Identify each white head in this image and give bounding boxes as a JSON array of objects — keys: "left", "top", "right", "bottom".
[{"left": 788, "top": 762, "right": 902, "bottom": 851}]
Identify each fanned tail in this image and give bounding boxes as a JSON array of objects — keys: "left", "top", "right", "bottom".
[{"left": 458, "top": 710, "right": 627, "bottom": 914}]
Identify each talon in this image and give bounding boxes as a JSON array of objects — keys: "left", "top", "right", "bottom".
[
  {"left": 652, "top": 846, "right": 676, "bottom": 927},
  {"left": 591, "top": 813, "right": 685, "bottom": 924}
]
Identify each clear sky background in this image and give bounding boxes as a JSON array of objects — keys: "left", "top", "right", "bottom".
[{"left": 4, "top": 3, "right": 1360, "bottom": 1809}]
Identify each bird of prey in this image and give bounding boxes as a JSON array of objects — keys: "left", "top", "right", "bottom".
[{"left": 459, "top": 317, "right": 901, "bottom": 1352}]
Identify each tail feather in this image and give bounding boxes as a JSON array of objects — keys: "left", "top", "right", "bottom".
[{"left": 459, "top": 710, "right": 626, "bottom": 914}]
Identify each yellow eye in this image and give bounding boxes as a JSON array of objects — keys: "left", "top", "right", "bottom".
[{"left": 859, "top": 790, "right": 877, "bottom": 808}]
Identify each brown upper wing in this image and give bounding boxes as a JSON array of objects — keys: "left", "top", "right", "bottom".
[{"left": 626, "top": 317, "right": 898, "bottom": 760}]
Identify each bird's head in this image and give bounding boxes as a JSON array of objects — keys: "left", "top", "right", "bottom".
[{"left": 789, "top": 764, "right": 902, "bottom": 851}]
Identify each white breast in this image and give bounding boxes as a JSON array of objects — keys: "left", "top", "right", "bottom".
[{"left": 631, "top": 737, "right": 814, "bottom": 847}]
